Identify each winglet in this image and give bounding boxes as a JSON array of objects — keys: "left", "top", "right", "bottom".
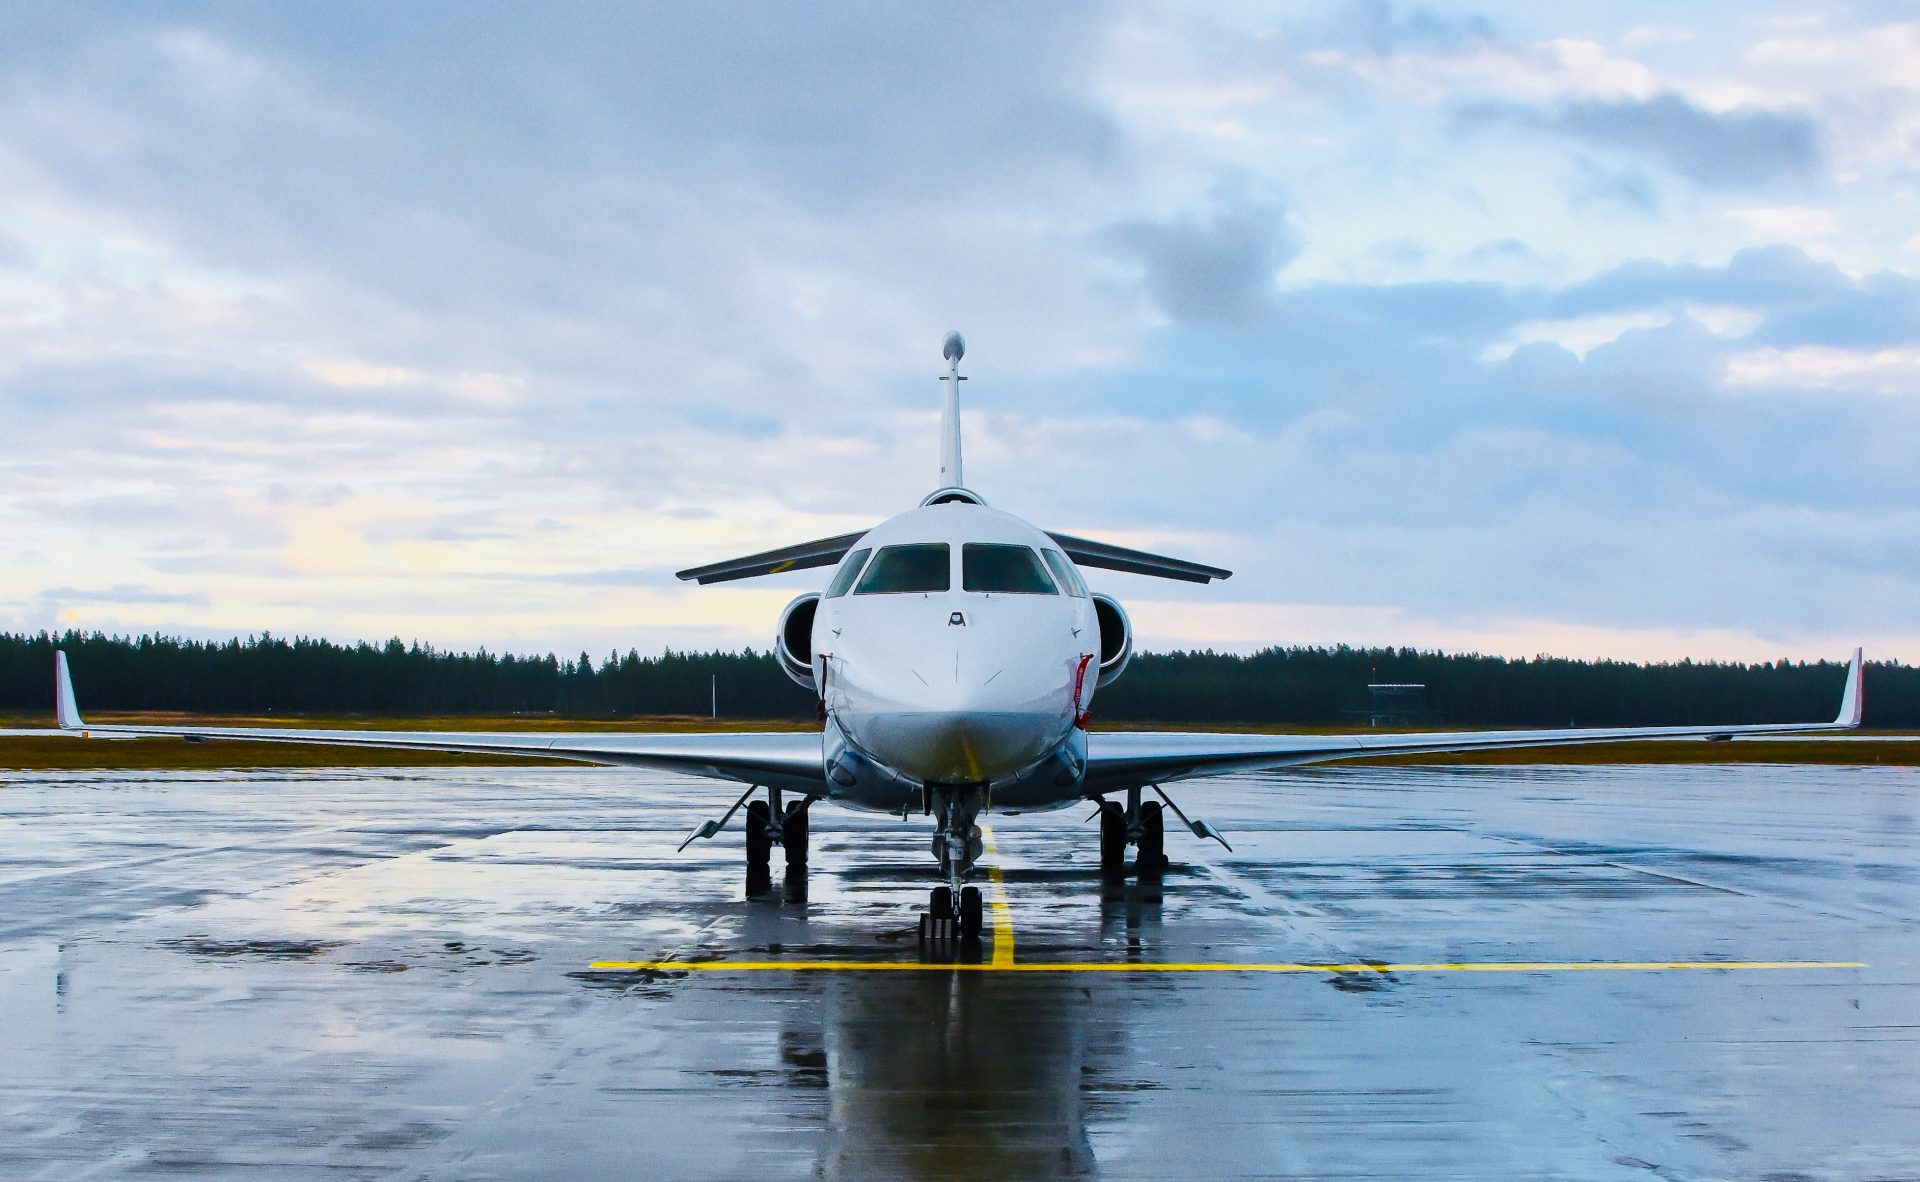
[
  {"left": 55, "top": 650, "right": 85, "bottom": 731},
  {"left": 1834, "top": 647, "right": 1864, "bottom": 728}
]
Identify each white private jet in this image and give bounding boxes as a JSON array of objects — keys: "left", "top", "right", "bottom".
[{"left": 52, "top": 333, "right": 1865, "bottom": 940}]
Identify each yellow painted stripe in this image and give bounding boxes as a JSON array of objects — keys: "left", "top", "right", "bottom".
[
  {"left": 584, "top": 959, "right": 1864, "bottom": 975},
  {"left": 959, "top": 735, "right": 982, "bottom": 781},
  {"left": 980, "top": 826, "right": 1015, "bottom": 967}
]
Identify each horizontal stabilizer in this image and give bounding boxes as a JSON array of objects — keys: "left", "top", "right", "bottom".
[
  {"left": 1046, "top": 531, "right": 1231, "bottom": 584},
  {"left": 675, "top": 530, "right": 867, "bottom": 585}
]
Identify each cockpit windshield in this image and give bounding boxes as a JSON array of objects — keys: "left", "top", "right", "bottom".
[
  {"left": 824, "top": 547, "right": 871, "bottom": 598},
  {"left": 853, "top": 544, "right": 951, "bottom": 594},
  {"left": 962, "top": 544, "right": 1057, "bottom": 594},
  {"left": 1040, "top": 549, "right": 1088, "bottom": 597}
]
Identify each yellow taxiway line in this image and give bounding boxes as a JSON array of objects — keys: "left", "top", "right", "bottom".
[
  {"left": 980, "top": 825, "right": 1015, "bottom": 967},
  {"left": 584, "top": 959, "right": 1864, "bottom": 975},
  {"left": 590, "top": 827, "right": 1862, "bottom": 977}
]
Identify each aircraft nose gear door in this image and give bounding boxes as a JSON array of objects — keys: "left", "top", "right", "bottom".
[{"left": 920, "top": 783, "right": 987, "bottom": 943}]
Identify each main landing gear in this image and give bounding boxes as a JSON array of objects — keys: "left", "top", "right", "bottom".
[
  {"left": 1098, "top": 786, "right": 1225, "bottom": 876},
  {"left": 1099, "top": 789, "right": 1165, "bottom": 875},
  {"left": 738, "top": 788, "right": 812, "bottom": 893}
]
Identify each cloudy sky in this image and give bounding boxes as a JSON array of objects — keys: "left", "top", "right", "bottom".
[{"left": 2, "top": 2, "right": 1917, "bottom": 663}]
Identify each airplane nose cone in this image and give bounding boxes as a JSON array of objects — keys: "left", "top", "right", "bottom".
[
  {"left": 858, "top": 701, "right": 1062, "bottom": 784},
  {"left": 834, "top": 635, "right": 1077, "bottom": 783}
]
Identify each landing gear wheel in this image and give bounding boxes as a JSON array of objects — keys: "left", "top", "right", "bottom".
[
  {"left": 1098, "top": 800, "right": 1126, "bottom": 873},
  {"left": 1137, "top": 800, "right": 1166, "bottom": 872},
  {"left": 781, "top": 802, "right": 809, "bottom": 868},
  {"left": 959, "top": 886, "right": 983, "bottom": 938},
  {"left": 921, "top": 884, "right": 959, "bottom": 946},
  {"left": 745, "top": 799, "right": 772, "bottom": 883}
]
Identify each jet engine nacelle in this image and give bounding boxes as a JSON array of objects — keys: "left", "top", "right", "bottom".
[
  {"left": 1091, "top": 593, "right": 1132, "bottom": 688},
  {"left": 776, "top": 592, "right": 821, "bottom": 689}
]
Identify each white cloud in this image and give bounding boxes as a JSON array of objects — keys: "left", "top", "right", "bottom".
[
  {"left": 2, "top": 5, "right": 1917, "bottom": 667},
  {"left": 1725, "top": 205, "right": 1839, "bottom": 240},
  {"left": 1481, "top": 310, "right": 1671, "bottom": 361},
  {"left": 1619, "top": 26, "right": 1696, "bottom": 50},
  {"left": 1724, "top": 346, "right": 1920, "bottom": 396},
  {"left": 1746, "top": 22, "right": 1920, "bottom": 93},
  {"left": 1333, "top": 37, "right": 1661, "bottom": 105},
  {"left": 1682, "top": 304, "right": 1763, "bottom": 338},
  {"left": 301, "top": 359, "right": 524, "bottom": 408}
]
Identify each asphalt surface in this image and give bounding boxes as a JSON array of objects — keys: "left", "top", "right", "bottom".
[{"left": 0, "top": 762, "right": 1913, "bottom": 1180}]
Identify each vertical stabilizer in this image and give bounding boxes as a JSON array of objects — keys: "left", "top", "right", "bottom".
[
  {"left": 55, "top": 651, "right": 85, "bottom": 731},
  {"left": 939, "top": 331, "right": 965, "bottom": 488}
]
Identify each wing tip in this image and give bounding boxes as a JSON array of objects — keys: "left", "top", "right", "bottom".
[
  {"left": 1835, "top": 646, "right": 1864, "bottom": 728},
  {"left": 55, "top": 650, "right": 84, "bottom": 730}
]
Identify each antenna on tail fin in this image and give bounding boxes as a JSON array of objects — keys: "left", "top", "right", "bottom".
[{"left": 939, "top": 331, "right": 965, "bottom": 488}]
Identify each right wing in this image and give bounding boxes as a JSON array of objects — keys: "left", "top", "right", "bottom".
[
  {"left": 53, "top": 653, "right": 826, "bottom": 793},
  {"left": 1085, "top": 648, "right": 1865, "bottom": 793},
  {"left": 1045, "top": 531, "right": 1231, "bottom": 584}
]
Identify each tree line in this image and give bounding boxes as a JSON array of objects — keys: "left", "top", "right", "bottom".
[{"left": 2, "top": 630, "right": 1910, "bottom": 727}]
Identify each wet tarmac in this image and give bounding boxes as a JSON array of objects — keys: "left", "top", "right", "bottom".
[{"left": 1, "top": 762, "right": 1914, "bottom": 1179}]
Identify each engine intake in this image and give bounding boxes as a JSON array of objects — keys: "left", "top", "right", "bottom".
[
  {"left": 776, "top": 593, "right": 821, "bottom": 689},
  {"left": 1091, "top": 593, "right": 1132, "bottom": 688}
]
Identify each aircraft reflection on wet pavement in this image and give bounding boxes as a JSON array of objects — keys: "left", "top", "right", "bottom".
[
  {"left": 48, "top": 332, "right": 1866, "bottom": 945},
  {"left": 3, "top": 764, "right": 1910, "bottom": 1178},
  {"left": 793, "top": 971, "right": 1103, "bottom": 1179}
]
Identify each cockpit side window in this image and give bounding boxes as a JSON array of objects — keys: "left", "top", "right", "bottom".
[
  {"left": 853, "top": 544, "right": 951, "bottom": 594},
  {"left": 824, "top": 548, "right": 872, "bottom": 598},
  {"left": 962, "top": 544, "right": 1058, "bottom": 594},
  {"left": 1040, "top": 549, "right": 1088, "bottom": 597}
]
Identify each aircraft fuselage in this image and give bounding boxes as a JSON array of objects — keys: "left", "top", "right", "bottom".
[{"left": 811, "top": 499, "right": 1097, "bottom": 815}]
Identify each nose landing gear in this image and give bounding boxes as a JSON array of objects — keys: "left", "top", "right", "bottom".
[
  {"left": 920, "top": 884, "right": 984, "bottom": 943},
  {"left": 919, "top": 783, "right": 987, "bottom": 946}
]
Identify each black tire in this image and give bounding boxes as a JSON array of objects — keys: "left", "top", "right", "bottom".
[
  {"left": 931, "top": 885, "right": 953, "bottom": 920},
  {"left": 782, "top": 802, "right": 809, "bottom": 867},
  {"left": 1137, "top": 800, "right": 1166, "bottom": 871},
  {"left": 1098, "top": 800, "right": 1127, "bottom": 873},
  {"left": 745, "top": 800, "right": 772, "bottom": 873},
  {"left": 959, "top": 886, "right": 983, "bottom": 938}
]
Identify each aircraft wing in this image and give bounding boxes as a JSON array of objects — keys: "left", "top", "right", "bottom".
[
  {"left": 1084, "top": 648, "right": 1865, "bottom": 793},
  {"left": 675, "top": 530, "right": 869, "bottom": 585},
  {"left": 52, "top": 654, "right": 827, "bottom": 792},
  {"left": 1045, "top": 531, "right": 1231, "bottom": 584}
]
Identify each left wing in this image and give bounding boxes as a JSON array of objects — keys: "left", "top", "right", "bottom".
[
  {"left": 52, "top": 653, "right": 826, "bottom": 793},
  {"left": 1085, "top": 648, "right": 1864, "bottom": 794},
  {"left": 675, "top": 530, "right": 869, "bottom": 585}
]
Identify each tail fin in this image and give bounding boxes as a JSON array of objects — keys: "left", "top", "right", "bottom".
[
  {"left": 55, "top": 651, "right": 85, "bottom": 730},
  {"left": 939, "top": 331, "right": 965, "bottom": 488}
]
